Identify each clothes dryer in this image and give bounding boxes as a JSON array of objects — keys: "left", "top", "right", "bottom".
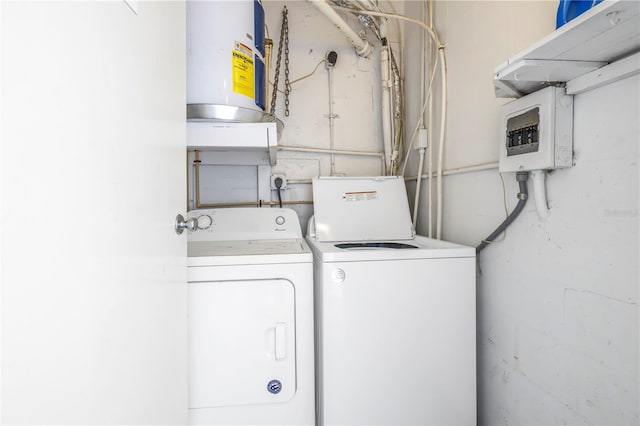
[
  {"left": 187, "top": 208, "right": 315, "bottom": 425},
  {"left": 307, "top": 176, "right": 476, "bottom": 426}
]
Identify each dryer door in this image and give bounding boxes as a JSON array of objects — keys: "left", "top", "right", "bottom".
[{"left": 189, "top": 279, "right": 296, "bottom": 408}]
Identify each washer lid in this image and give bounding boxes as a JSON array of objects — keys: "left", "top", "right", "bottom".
[{"left": 311, "top": 176, "right": 415, "bottom": 242}]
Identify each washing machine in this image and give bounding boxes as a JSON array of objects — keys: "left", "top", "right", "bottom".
[
  {"left": 187, "top": 208, "right": 315, "bottom": 425},
  {"left": 306, "top": 176, "right": 477, "bottom": 426}
]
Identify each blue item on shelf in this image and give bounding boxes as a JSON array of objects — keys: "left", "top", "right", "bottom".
[{"left": 556, "top": 0, "right": 603, "bottom": 28}]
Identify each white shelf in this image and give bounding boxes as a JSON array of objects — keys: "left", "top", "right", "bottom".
[
  {"left": 494, "top": 0, "right": 640, "bottom": 98},
  {"left": 187, "top": 121, "right": 278, "bottom": 166}
]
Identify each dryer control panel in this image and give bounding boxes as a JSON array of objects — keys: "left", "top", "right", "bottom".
[{"left": 187, "top": 207, "right": 302, "bottom": 242}]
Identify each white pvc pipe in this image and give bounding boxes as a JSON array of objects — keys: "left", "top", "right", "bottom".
[
  {"left": 307, "top": 0, "right": 373, "bottom": 57},
  {"left": 412, "top": 1, "right": 435, "bottom": 238},
  {"left": 420, "top": 3, "right": 426, "bottom": 127},
  {"left": 334, "top": 2, "right": 447, "bottom": 236},
  {"left": 355, "top": 0, "right": 376, "bottom": 11},
  {"left": 378, "top": 18, "right": 394, "bottom": 176},
  {"left": 310, "top": 0, "right": 387, "bottom": 175},
  {"left": 412, "top": 147, "right": 426, "bottom": 227},
  {"left": 328, "top": 65, "right": 337, "bottom": 175},
  {"left": 418, "top": 3, "right": 427, "bottom": 234},
  {"left": 435, "top": 46, "right": 447, "bottom": 240},
  {"left": 332, "top": 6, "right": 440, "bottom": 53},
  {"left": 278, "top": 145, "right": 384, "bottom": 157},
  {"left": 404, "top": 161, "right": 499, "bottom": 180},
  {"left": 427, "top": 0, "right": 434, "bottom": 238},
  {"left": 381, "top": 45, "right": 393, "bottom": 175},
  {"left": 531, "top": 169, "right": 550, "bottom": 221}
]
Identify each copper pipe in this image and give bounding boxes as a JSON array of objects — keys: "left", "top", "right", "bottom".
[
  {"left": 186, "top": 150, "right": 190, "bottom": 211},
  {"left": 194, "top": 150, "right": 202, "bottom": 208},
  {"left": 264, "top": 38, "right": 273, "bottom": 114},
  {"left": 197, "top": 200, "right": 313, "bottom": 208},
  {"left": 192, "top": 150, "right": 312, "bottom": 209}
]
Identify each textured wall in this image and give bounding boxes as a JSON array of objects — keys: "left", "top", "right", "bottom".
[{"left": 403, "top": 2, "right": 639, "bottom": 424}]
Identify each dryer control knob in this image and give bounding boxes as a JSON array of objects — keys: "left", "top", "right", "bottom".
[
  {"left": 196, "top": 214, "right": 213, "bottom": 230},
  {"left": 275, "top": 215, "right": 285, "bottom": 226}
]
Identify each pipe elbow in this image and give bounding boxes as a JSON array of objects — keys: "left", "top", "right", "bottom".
[
  {"left": 308, "top": 0, "right": 373, "bottom": 58},
  {"left": 355, "top": 40, "right": 373, "bottom": 58},
  {"left": 531, "top": 169, "right": 549, "bottom": 221}
]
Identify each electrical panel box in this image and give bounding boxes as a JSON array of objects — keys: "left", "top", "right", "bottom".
[{"left": 499, "top": 86, "right": 573, "bottom": 172}]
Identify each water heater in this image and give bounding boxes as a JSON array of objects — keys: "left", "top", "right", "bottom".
[{"left": 187, "top": 0, "right": 266, "bottom": 114}]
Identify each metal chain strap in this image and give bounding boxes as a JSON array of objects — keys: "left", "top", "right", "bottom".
[
  {"left": 283, "top": 12, "right": 290, "bottom": 117},
  {"left": 270, "top": 6, "right": 288, "bottom": 117}
]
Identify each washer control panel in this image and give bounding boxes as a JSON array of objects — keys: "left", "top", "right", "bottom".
[{"left": 186, "top": 208, "right": 302, "bottom": 242}]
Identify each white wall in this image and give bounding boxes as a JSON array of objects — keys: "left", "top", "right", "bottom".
[
  {"left": 475, "top": 75, "right": 638, "bottom": 426},
  {"left": 403, "top": 2, "right": 639, "bottom": 425}
]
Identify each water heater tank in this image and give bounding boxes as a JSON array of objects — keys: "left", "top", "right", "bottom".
[{"left": 187, "top": 0, "right": 266, "bottom": 116}]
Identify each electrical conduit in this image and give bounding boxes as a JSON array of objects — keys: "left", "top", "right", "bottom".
[{"left": 476, "top": 171, "right": 529, "bottom": 254}]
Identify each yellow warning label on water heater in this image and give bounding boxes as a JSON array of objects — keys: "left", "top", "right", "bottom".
[{"left": 232, "top": 49, "right": 254, "bottom": 99}]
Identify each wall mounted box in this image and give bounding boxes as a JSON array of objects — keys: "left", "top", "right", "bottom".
[{"left": 499, "top": 86, "right": 573, "bottom": 173}]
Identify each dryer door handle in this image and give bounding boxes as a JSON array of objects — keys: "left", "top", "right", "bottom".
[{"left": 275, "top": 322, "right": 287, "bottom": 360}]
